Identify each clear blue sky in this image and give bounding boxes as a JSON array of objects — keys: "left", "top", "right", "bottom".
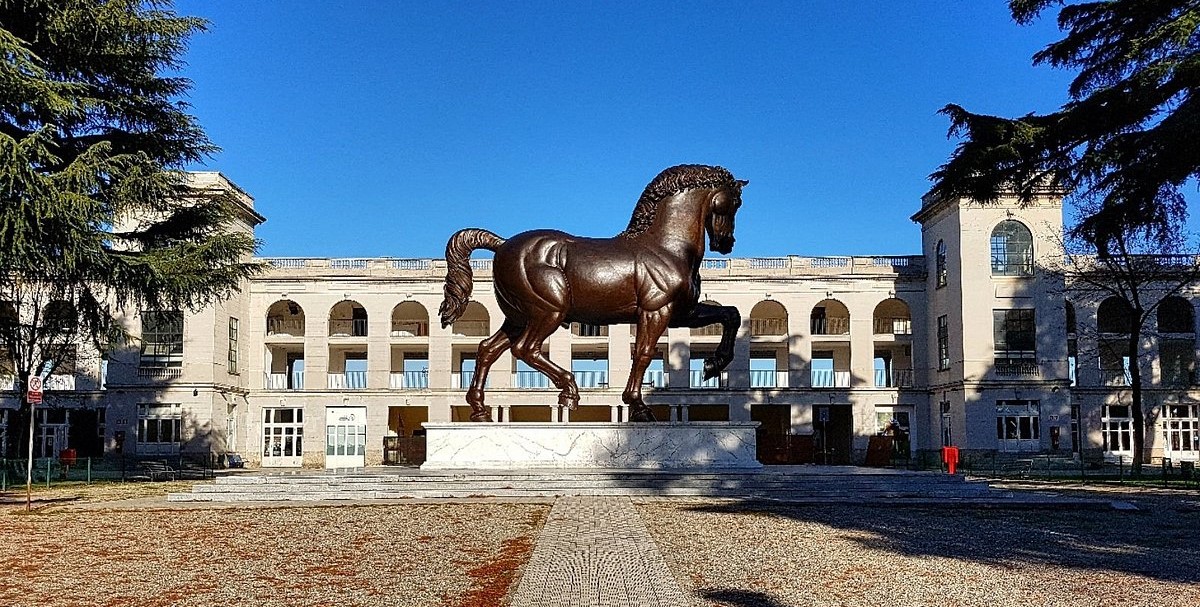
[{"left": 175, "top": 1, "right": 1079, "bottom": 259}]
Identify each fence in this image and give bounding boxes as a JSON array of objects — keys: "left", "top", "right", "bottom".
[
  {"left": 0, "top": 454, "right": 218, "bottom": 491},
  {"left": 955, "top": 452, "right": 1200, "bottom": 487}
]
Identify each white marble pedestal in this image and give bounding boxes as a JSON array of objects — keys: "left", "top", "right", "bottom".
[{"left": 420, "top": 422, "right": 761, "bottom": 470}]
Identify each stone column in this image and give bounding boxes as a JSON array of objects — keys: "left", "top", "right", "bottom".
[
  {"left": 667, "top": 327, "right": 690, "bottom": 391},
  {"left": 366, "top": 309, "right": 389, "bottom": 389}
]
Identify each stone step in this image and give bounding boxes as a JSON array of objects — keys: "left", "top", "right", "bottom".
[
  {"left": 187, "top": 483, "right": 992, "bottom": 497},
  {"left": 169, "top": 486, "right": 994, "bottom": 502},
  {"left": 170, "top": 468, "right": 996, "bottom": 503}
]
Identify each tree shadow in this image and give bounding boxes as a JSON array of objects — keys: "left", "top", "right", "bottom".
[
  {"left": 680, "top": 498, "right": 1200, "bottom": 585},
  {"left": 698, "top": 588, "right": 793, "bottom": 607}
]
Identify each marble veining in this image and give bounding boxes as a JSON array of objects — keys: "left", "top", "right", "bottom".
[{"left": 421, "top": 422, "right": 762, "bottom": 470}]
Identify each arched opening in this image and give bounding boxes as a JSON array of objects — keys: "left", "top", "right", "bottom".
[
  {"left": 1158, "top": 296, "right": 1196, "bottom": 387},
  {"left": 811, "top": 299, "right": 850, "bottom": 389},
  {"left": 872, "top": 298, "right": 913, "bottom": 387},
  {"left": 872, "top": 298, "right": 911, "bottom": 335},
  {"left": 329, "top": 300, "right": 368, "bottom": 337},
  {"left": 1097, "top": 297, "right": 1133, "bottom": 334},
  {"left": 749, "top": 300, "right": 787, "bottom": 337},
  {"left": 811, "top": 299, "right": 849, "bottom": 335},
  {"left": 990, "top": 220, "right": 1033, "bottom": 276},
  {"left": 266, "top": 300, "right": 305, "bottom": 337},
  {"left": 391, "top": 301, "right": 429, "bottom": 337},
  {"left": 452, "top": 302, "right": 490, "bottom": 337},
  {"left": 1158, "top": 296, "right": 1194, "bottom": 334},
  {"left": 1097, "top": 297, "right": 1133, "bottom": 386},
  {"left": 43, "top": 300, "right": 76, "bottom": 334}
]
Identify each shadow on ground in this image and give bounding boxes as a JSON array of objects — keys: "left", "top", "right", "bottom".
[
  {"left": 698, "top": 589, "right": 791, "bottom": 607},
  {"left": 682, "top": 486, "right": 1200, "bottom": 587}
]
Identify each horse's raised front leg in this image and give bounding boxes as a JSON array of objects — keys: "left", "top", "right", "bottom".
[
  {"left": 671, "top": 302, "right": 741, "bottom": 380},
  {"left": 511, "top": 313, "right": 580, "bottom": 410},
  {"left": 466, "top": 321, "right": 518, "bottom": 422},
  {"left": 625, "top": 306, "right": 672, "bottom": 422}
]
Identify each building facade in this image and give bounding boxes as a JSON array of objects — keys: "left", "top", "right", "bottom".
[{"left": 3, "top": 173, "right": 1197, "bottom": 468}]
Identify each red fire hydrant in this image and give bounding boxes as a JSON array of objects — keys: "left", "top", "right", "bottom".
[{"left": 941, "top": 446, "right": 960, "bottom": 475}]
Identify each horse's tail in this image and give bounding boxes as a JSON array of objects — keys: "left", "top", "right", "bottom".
[{"left": 439, "top": 228, "right": 506, "bottom": 328}]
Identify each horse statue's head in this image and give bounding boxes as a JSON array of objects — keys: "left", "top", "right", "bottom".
[
  {"left": 707, "top": 176, "right": 748, "bottom": 254},
  {"left": 621, "top": 164, "right": 748, "bottom": 255}
]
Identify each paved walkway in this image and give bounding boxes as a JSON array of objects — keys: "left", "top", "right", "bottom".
[{"left": 509, "top": 496, "right": 692, "bottom": 607}]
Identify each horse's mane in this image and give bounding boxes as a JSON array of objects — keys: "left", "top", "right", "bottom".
[{"left": 620, "top": 164, "right": 740, "bottom": 238}]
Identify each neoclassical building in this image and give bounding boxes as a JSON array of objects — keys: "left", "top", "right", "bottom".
[{"left": 3, "top": 172, "right": 1197, "bottom": 468}]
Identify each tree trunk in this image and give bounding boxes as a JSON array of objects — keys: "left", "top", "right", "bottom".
[{"left": 1128, "top": 330, "right": 1145, "bottom": 474}]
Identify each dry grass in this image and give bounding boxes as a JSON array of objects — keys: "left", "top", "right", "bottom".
[
  {"left": 0, "top": 502, "right": 548, "bottom": 607},
  {"left": 639, "top": 489, "right": 1200, "bottom": 607}
]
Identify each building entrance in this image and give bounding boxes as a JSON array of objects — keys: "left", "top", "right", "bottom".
[
  {"left": 262, "top": 407, "right": 304, "bottom": 467},
  {"left": 325, "top": 407, "right": 366, "bottom": 468},
  {"left": 813, "top": 405, "right": 853, "bottom": 465}
]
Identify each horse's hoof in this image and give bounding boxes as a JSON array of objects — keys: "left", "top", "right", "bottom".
[
  {"left": 629, "top": 406, "right": 656, "bottom": 422},
  {"left": 558, "top": 394, "right": 579, "bottom": 410},
  {"left": 469, "top": 410, "right": 493, "bottom": 422},
  {"left": 703, "top": 358, "right": 723, "bottom": 381}
]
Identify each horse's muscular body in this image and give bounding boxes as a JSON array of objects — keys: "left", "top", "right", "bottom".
[
  {"left": 493, "top": 230, "right": 700, "bottom": 327},
  {"left": 439, "top": 165, "right": 746, "bottom": 422}
]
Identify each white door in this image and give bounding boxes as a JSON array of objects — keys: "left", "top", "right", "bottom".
[
  {"left": 1163, "top": 404, "right": 1200, "bottom": 462},
  {"left": 325, "top": 407, "right": 367, "bottom": 469},
  {"left": 261, "top": 407, "right": 304, "bottom": 467}
]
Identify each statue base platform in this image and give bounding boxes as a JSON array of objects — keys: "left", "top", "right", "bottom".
[{"left": 420, "top": 422, "right": 761, "bottom": 470}]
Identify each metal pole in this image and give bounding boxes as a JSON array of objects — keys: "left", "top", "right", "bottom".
[
  {"left": 25, "top": 399, "right": 35, "bottom": 511},
  {"left": 45, "top": 457, "right": 50, "bottom": 489},
  {"left": 86, "top": 457, "right": 91, "bottom": 485}
]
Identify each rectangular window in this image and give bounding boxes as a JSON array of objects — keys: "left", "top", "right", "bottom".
[
  {"left": 993, "top": 309, "right": 1036, "bottom": 374},
  {"left": 750, "top": 354, "right": 779, "bottom": 388},
  {"left": 1101, "top": 404, "right": 1132, "bottom": 454},
  {"left": 939, "top": 400, "right": 952, "bottom": 447},
  {"left": 139, "top": 311, "right": 183, "bottom": 369},
  {"left": 137, "top": 403, "right": 182, "bottom": 447},
  {"left": 937, "top": 316, "right": 949, "bottom": 371},
  {"left": 228, "top": 317, "right": 240, "bottom": 374}
]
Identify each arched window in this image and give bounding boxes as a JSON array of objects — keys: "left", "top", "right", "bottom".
[
  {"left": 1097, "top": 297, "right": 1133, "bottom": 334},
  {"left": 990, "top": 220, "right": 1033, "bottom": 276},
  {"left": 935, "top": 239, "right": 947, "bottom": 287},
  {"left": 1158, "top": 296, "right": 1194, "bottom": 334}
]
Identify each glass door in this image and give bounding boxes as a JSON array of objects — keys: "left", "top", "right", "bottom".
[
  {"left": 261, "top": 407, "right": 304, "bottom": 467},
  {"left": 325, "top": 407, "right": 366, "bottom": 468},
  {"left": 1163, "top": 404, "right": 1199, "bottom": 461}
]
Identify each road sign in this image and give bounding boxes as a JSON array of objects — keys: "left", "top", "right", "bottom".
[{"left": 27, "top": 375, "right": 42, "bottom": 404}]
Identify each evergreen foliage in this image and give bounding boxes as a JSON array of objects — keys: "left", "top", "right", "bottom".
[
  {"left": 932, "top": 1, "right": 1200, "bottom": 470},
  {"left": 0, "top": 0, "right": 261, "bottom": 453},
  {"left": 929, "top": 0, "right": 1199, "bottom": 256}
]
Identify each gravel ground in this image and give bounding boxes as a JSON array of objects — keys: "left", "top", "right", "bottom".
[
  {"left": 638, "top": 490, "right": 1200, "bottom": 607},
  {"left": 0, "top": 502, "right": 547, "bottom": 607}
]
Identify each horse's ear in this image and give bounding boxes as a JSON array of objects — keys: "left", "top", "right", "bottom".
[{"left": 737, "top": 179, "right": 749, "bottom": 187}]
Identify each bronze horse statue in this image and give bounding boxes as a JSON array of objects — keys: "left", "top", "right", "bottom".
[{"left": 438, "top": 164, "right": 747, "bottom": 422}]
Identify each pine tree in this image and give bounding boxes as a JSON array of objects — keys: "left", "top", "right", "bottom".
[
  {"left": 929, "top": 1, "right": 1200, "bottom": 470},
  {"left": 0, "top": 1, "right": 261, "bottom": 474}
]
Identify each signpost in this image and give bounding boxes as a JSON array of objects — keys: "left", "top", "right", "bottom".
[
  {"left": 25, "top": 363, "right": 51, "bottom": 511},
  {"left": 26, "top": 375, "right": 42, "bottom": 405}
]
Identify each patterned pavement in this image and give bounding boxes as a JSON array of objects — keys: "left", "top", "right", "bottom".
[{"left": 509, "top": 496, "right": 692, "bottom": 607}]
